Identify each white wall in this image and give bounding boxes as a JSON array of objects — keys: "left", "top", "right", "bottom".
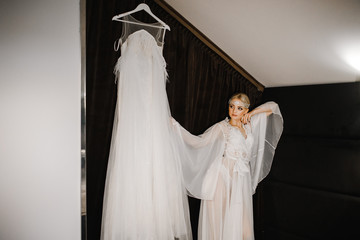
[{"left": 0, "top": 0, "right": 81, "bottom": 239}]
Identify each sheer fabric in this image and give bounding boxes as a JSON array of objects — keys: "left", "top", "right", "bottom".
[
  {"left": 172, "top": 102, "right": 283, "bottom": 240},
  {"left": 101, "top": 20, "right": 191, "bottom": 240},
  {"left": 114, "top": 15, "right": 166, "bottom": 51}
]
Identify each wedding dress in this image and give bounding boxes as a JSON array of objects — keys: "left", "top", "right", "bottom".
[
  {"left": 101, "top": 16, "right": 192, "bottom": 240},
  {"left": 172, "top": 102, "right": 283, "bottom": 240}
]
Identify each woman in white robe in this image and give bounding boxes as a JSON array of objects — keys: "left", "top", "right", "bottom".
[{"left": 172, "top": 93, "right": 283, "bottom": 240}]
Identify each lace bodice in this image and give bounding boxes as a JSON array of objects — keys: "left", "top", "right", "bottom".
[
  {"left": 223, "top": 119, "right": 254, "bottom": 163},
  {"left": 114, "top": 29, "right": 167, "bottom": 87}
]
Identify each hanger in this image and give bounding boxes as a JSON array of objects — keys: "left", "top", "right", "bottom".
[{"left": 112, "top": 3, "right": 170, "bottom": 31}]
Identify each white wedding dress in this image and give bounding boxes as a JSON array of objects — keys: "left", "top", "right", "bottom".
[{"left": 101, "top": 17, "right": 192, "bottom": 240}]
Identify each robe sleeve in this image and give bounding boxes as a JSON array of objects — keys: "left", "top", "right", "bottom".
[
  {"left": 249, "top": 101, "right": 283, "bottom": 194},
  {"left": 171, "top": 119, "right": 226, "bottom": 200}
]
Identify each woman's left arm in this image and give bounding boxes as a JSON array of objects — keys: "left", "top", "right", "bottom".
[{"left": 242, "top": 101, "right": 279, "bottom": 124}]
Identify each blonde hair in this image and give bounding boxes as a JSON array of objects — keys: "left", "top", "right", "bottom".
[{"left": 228, "top": 93, "right": 250, "bottom": 108}]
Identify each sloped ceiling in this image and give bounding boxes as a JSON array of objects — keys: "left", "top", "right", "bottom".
[{"left": 164, "top": 0, "right": 360, "bottom": 87}]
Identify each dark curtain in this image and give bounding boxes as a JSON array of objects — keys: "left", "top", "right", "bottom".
[{"left": 86, "top": 0, "right": 262, "bottom": 239}]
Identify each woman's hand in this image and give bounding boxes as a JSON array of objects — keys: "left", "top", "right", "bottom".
[{"left": 241, "top": 112, "right": 252, "bottom": 124}]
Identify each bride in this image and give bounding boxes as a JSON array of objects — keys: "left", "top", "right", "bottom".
[{"left": 172, "top": 93, "right": 283, "bottom": 240}]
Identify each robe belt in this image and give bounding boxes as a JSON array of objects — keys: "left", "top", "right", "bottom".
[
  {"left": 233, "top": 160, "right": 250, "bottom": 176},
  {"left": 224, "top": 154, "right": 250, "bottom": 176}
]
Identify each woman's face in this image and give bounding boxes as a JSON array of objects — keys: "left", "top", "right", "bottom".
[{"left": 228, "top": 99, "right": 248, "bottom": 121}]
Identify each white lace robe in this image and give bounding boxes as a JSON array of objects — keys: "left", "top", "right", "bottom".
[{"left": 172, "top": 102, "right": 283, "bottom": 240}]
